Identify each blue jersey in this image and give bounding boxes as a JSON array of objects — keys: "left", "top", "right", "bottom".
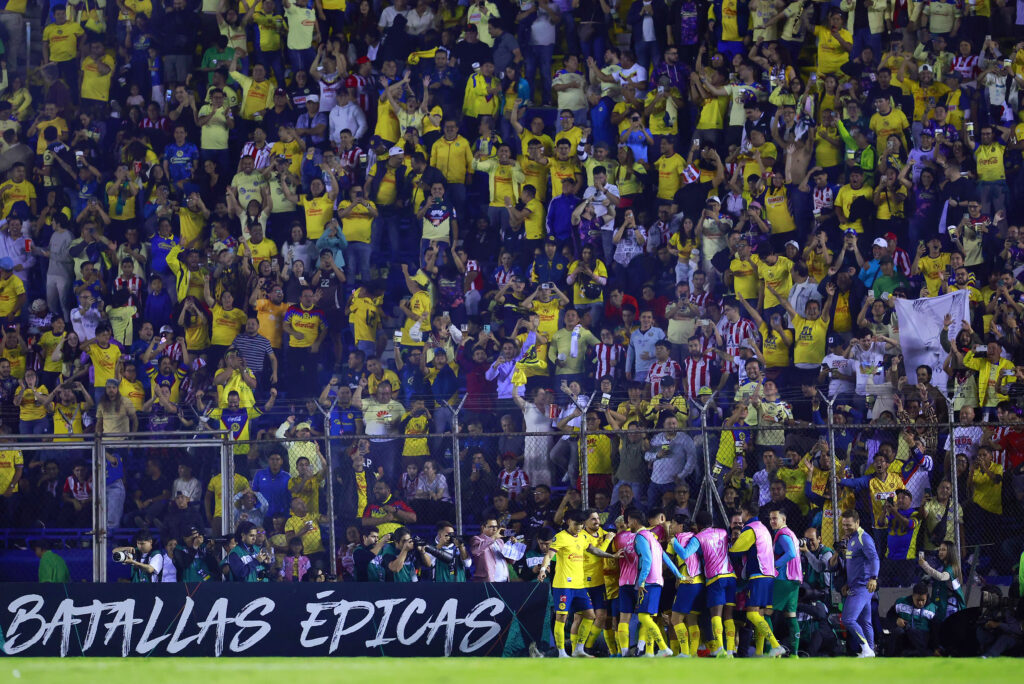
[
  {"left": 163, "top": 142, "right": 199, "bottom": 182},
  {"left": 330, "top": 406, "right": 362, "bottom": 436}
]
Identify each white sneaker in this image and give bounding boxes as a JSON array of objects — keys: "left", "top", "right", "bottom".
[
  {"left": 655, "top": 648, "right": 674, "bottom": 658},
  {"left": 675, "top": 653, "right": 691, "bottom": 658},
  {"left": 642, "top": 651, "right": 655, "bottom": 658},
  {"left": 557, "top": 650, "right": 571, "bottom": 658},
  {"left": 857, "top": 646, "right": 876, "bottom": 658},
  {"left": 528, "top": 643, "right": 544, "bottom": 658},
  {"left": 768, "top": 646, "right": 786, "bottom": 658},
  {"left": 572, "top": 644, "right": 594, "bottom": 658}
]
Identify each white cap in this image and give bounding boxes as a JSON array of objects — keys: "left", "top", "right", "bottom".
[
  {"left": 872, "top": 237, "right": 888, "bottom": 248},
  {"left": 307, "top": 94, "right": 320, "bottom": 103},
  {"left": 785, "top": 240, "right": 799, "bottom": 249},
  {"left": 708, "top": 195, "right": 721, "bottom": 204},
  {"left": 388, "top": 146, "right": 405, "bottom": 157}
]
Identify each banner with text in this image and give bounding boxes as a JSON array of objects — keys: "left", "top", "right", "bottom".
[{"left": 0, "top": 582, "right": 548, "bottom": 658}]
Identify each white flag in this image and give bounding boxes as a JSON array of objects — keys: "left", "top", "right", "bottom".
[{"left": 894, "top": 291, "right": 970, "bottom": 389}]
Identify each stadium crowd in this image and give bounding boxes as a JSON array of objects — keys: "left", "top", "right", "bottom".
[{"left": 0, "top": 0, "right": 1022, "bottom": 658}]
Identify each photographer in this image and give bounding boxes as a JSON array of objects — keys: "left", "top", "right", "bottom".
[
  {"left": 976, "top": 586, "right": 1023, "bottom": 657},
  {"left": 471, "top": 518, "right": 513, "bottom": 582},
  {"left": 227, "top": 521, "right": 271, "bottom": 582},
  {"left": 381, "top": 526, "right": 430, "bottom": 582},
  {"left": 172, "top": 526, "right": 220, "bottom": 582},
  {"left": 800, "top": 527, "right": 834, "bottom": 595},
  {"left": 113, "top": 531, "right": 164, "bottom": 582},
  {"left": 352, "top": 527, "right": 390, "bottom": 581},
  {"left": 424, "top": 520, "right": 470, "bottom": 582}
]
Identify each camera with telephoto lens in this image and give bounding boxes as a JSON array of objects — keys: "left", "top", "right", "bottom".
[
  {"left": 112, "top": 550, "right": 134, "bottom": 564},
  {"left": 799, "top": 537, "right": 810, "bottom": 548},
  {"left": 412, "top": 536, "right": 427, "bottom": 549}
]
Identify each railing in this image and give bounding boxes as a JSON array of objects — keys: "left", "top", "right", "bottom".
[{"left": 2, "top": 394, "right": 1016, "bottom": 587}]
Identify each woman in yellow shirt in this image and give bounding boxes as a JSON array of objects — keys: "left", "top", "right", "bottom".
[
  {"left": 2, "top": 74, "right": 33, "bottom": 121},
  {"left": 614, "top": 145, "right": 647, "bottom": 206},
  {"left": 204, "top": 284, "right": 247, "bottom": 367},
  {"left": 14, "top": 369, "right": 49, "bottom": 434}
]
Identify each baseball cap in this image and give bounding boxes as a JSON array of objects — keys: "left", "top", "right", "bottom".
[
  {"left": 784, "top": 240, "right": 799, "bottom": 250},
  {"left": 827, "top": 335, "right": 841, "bottom": 347},
  {"left": 307, "top": 94, "right": 320, "bottom": 103},
  {"left": 919, "top": 64, "right": 933, "bottom": 73},
  {"left": 105, "top": 378, "right": 119, "bottom": 387},
  {"left": 159, "top": 324, "right": 174, "bottom": 334},
  {"left": 388, "top": 146, "right": 405, "bottom": 157},
  {"left": 708, "top": 195, "right": 721, "bottom": 204},
  {"left": 295, "top": 421, "right": 312, "bottom": 431},
  {"left": 274, "top": 88, "right": 287, "bottom": 97},
  {"left": 412, "top": 270, "right": 431, "bottom": 287},
  {"left": 184, "top": 525, "right": 200, "bottom": 537},
  {"left": 356, "top": 56, "right": 370, "bottom": 64},
  {"left": 697, "top": 386, "right": 713, "bottom": 397},
  {"left": 30, "top": 298, "right": 46, "bottom": 313},
  {"left": 0, "top": 257, "right": 13, "bottom": 271},
  {"left": 872, "top": 237, "right": 888, "bottom": 248},
  {"left": 883, "top": 232, "right": 898, "bottom": 243}
]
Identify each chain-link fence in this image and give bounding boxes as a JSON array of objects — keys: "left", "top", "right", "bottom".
[{"left": 1, "top": 399, "right": 1020, "bottom": 590}]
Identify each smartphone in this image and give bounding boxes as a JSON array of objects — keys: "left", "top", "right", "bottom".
[
  {"left": 483, "top": 324, "right": 491, "bottom": 334},
  {"left": 358, "top": 154, "right": 368, "bottom": 164},
  {"left": 460, "top": 324, "right": 468, "bottom": 332},
  {"left": 601, "top": 392, "right": 611, "bottom": 406},
  {"left": 164, "top": 89, "right": 172, "bottom": 103},
  {"left": 443, "top": 310, "right": 449, "bottom": 319},
  {"left": 975, "top": 345, "right": 988, "bottom": 353},
  {"left": 693, "top": 138, "right": 700, "bottom": 147}
]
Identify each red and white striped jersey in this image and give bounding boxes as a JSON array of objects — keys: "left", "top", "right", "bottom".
[
  {"left": 646, "top": 359, "right": 683, "bottom": 398},
  {"left": 241, "top": 141, "right": 272, "bottom": 169},
  {"left": 498, "top": 467, "right": 530, "bottom": 498},
  {"left": 689, "top": 290, "right": 712, "bottom": 312},
  {"left": 812, "top": 185, "right": 836, "bottom": 213},
  {"left": 336, "top": 145, "right": 364, "bottom": 183},
  {"left": 113, "top": 275, "right": 144, "bottom": 316},
  {"left": 345, "top": 73, "right": 372, "bottom": 113},
  {"left": 892, "top": 247, "right": 911, "bottom": 277},
  {"left": 593, "top": 342, "right": 624, "bottom": 379},
  {"left": 723, "top": 318, "right": 757, "bottom": 371},
  {"left": 683, "top": 352, "right": 716, "bottom": 398},
  {"left": 990, "top": 425, "right": 1011, "bottom": 467},
  {"left": 62, "top": 475, "right": 92, "bottom": 501},
  {"left": 952, "top": 54, "right": 980, "bottom": 81},
  {"left": 646, "top": 220, "right": 671, "bottom": 254}
]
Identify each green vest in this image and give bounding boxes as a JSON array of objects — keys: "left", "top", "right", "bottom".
[
  {"left": 431, "top": 546, "right": 467, "bottom": 583},
  {"left": 229, "top": 543, "right": 268, "bottom": 582}
]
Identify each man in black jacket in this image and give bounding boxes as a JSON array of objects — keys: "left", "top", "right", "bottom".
[
  {"left": 159, "top": 0, "right": 198, "bottom": 85},
  {"left": 335, "top": 441, "right": 378, "bottom": 528}
]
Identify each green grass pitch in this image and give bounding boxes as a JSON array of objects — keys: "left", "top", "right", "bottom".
[{"left": 0, "top": 657, "right": 1017, "bottom": 683}]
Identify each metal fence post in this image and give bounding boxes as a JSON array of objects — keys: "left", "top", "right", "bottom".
[
  {"left": 946, "top": 394, "right": 963, "bottom": 571},
  {"left": 571, "top": 392, "right": 596, "bottom": 505},
  {"left": 315, "top": 395, "right": 341, "bottom": 578},
  {"left": 818, "top": 391, "right": 841, "bottom": 547},
  {"left": 691, "top": 394, "right": 729, "bottom": 525},
  {"left": 447, "top": 395, "right": 468, "bottom": 536},
  {"left": 92, "top": 436, "right": 107, "bottom": 582},
  {"left": 221, "top": 435, "right": 234, "bottom": 538}
]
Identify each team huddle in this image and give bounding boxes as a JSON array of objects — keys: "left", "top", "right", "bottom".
[{"left": 536, "top": 502, "right": 867, "bottom": 659}]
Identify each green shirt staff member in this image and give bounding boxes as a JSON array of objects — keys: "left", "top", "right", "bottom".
[
  {"left": 32, "top": 540, "right": 71, "bottom": 582},
  {"left": 174, "top": 525, "right": 219, "bottom": 582}
]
